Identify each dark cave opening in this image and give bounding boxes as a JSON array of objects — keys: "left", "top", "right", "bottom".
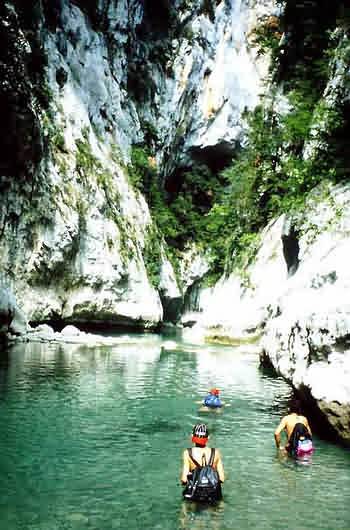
[
  {"left": 282, "top": 228, "right": 300, "bottom": 277},
  {"left": 189, "top": 142, "right": 235, "bottom": 172}
]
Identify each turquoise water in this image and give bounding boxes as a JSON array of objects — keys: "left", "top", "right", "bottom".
[{"left": 0, "top": 335, "right": 349, "bottom": 530}]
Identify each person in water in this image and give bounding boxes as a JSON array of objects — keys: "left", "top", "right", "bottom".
[
  {"left": 197, "top": 388, "right": 230, "bottom": 412},
  {"left": 203, "top": 388, "right": 222, "bottom": 408},
  {"left": 274, "top": 398, "right": 313, "bottom": 456},
  {"left": 181, "top": 423, "right": 225, "bottom": 488}
]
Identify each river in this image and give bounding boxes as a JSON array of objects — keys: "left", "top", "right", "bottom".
[{"left": 0, "top": 334, "right": 349, "bottom": 530}]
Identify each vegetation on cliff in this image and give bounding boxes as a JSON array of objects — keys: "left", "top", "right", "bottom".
[
  {"left": 125, "top": 1, "right": 350, "bottom": 285},
  {"left": 211, "top": 0, "right": 350, "bottom": 279},
  {"left": 2, "top": 0, "right": 349, "bottom": 293}
]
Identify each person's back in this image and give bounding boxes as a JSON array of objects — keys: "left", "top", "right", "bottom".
[
  {"left": 282, "top": 412, "right": 310, "bottom": 439},
  {"left": 185, "top": 446, "right": 222, "bottom": 474},
  {"left": 181, "top": 424, "right": 224, "bottom": 502}
]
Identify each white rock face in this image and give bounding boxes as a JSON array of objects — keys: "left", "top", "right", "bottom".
[
  {"left": 157, "top": 0, "right": 277, "bottom": 169},
  {"left": 0, "top": 0, "right": 276, "bottom": 329},
  {"left": 187, "top": 183, "right": 350, "bottom": 443},
  {"left": 184, "top": 214, "right": 287, "bottom": 340},
  {"left": 20, "top": 175, "right": 164, "bottom": 327}
]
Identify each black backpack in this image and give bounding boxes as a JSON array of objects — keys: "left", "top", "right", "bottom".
[
  {"left": 183, "top": 448, "right": 222, "bottom": 503},
  {"left": 288, "top": 422, "right": 312, "bottom": 456}
]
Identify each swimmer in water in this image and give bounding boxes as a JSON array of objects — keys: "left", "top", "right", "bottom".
[{"left": 196, "top": 388, "right": 230, "bottom": 412}]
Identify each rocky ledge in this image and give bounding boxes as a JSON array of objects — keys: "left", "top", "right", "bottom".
[
  {"left": 8, "top": 323, "right": 134, "bottom": 347},
  {"left": 0, "top": 285, "right": 144, "bottom": 347},
  {"left": 184, "top": 183, "right": 350, "bottom": 446}
]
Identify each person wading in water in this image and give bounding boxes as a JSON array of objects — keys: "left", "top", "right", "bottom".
[
  {"left": 274, "top": 398, "right": 314, "bottom": 457},
  {"left": 196, "top": 388, "right": 230, "bottom": 412},
  {"left": 181, "top": 423, "right": 225, "bottom": 502}
]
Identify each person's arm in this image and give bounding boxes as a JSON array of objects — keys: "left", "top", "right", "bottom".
[
  {"left": 215, "top": 450, "right": 225, "bottom": 483},
  {"left": 274, "top": 417, "right": 286, "bottom": 449},
  {"left": 180, "top": 450, "right": 190, "bottom": 485}
]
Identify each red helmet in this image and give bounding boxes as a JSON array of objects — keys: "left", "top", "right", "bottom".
[{"left": 210, "top": 388, "right": 220, "bottom": 396}]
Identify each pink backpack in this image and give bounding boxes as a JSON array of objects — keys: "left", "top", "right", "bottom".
[{"left": 296, "top": 438, "right": 314, "bottom": 456}]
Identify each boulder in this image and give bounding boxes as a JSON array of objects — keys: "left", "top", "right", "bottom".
[
  {"left": 61, "top": 325, "right": 82, "bottom": 337},
  {"left": 0, "top": 284, "right": 28, "bottom": 337}
]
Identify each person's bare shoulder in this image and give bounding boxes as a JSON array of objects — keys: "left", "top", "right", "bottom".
[{"left": 214, "top": 448, "right": 222, "bottom": 460}]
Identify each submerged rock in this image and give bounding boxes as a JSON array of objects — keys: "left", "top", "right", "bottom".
[{"left": 16, "top": 322, "right": 135, "bottom": 346}]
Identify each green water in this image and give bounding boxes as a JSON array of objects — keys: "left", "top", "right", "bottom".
[{"left": 0, "top": 335, "right": 349, "bottom": 530}]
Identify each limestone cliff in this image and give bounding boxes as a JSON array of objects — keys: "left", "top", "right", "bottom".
[
  {"left": 1, "top": 0, "right": 350, "bottom": 446},
  {"left": 184, "top": 14, "right": 350, "bottom": 445},
  {"left": 0, "top": 0, "right": 274, "bottom": 330}
]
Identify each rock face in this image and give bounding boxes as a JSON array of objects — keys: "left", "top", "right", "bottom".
[
  {"left": 186, "top": 182, "right": 350, "bottom": 445},
  {"left": 0, "top": 282, "right": 28, "bottom": 336},
  {"left": 0, "top": 0, "right": 275, "bottom": 330},
  {"left": 181, "top": 24, "right": 350, "bottom": 445},
  {"left": 1, "top": 1, "right": 350, "bottom": 446},
  {"left": 261, "top": 184, "right": 350, "bottom": 445}
]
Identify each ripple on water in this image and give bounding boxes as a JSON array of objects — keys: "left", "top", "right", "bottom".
[{"left": 0, "top": 338, "right": 349, "bottom": 530}]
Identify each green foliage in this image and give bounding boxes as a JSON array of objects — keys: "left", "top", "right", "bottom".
[
  {"left": 282, "top": 86, "right": 317, "bottom": 146},
  {"left": 127, "top": 146, "right": 156, "bottom": 193},
  {"left": 202, "top": 59, "right": 347, "bottom": 279},
  {"left": 250, "top": 15, "right": 282, "bottom": 58},
  {"left": 143, "top": 226, "right": 162, "bottom": 289},
  {"left": 41, "top": 110, "right": 69, "bottom": 179},
  {"left": 164, "top": 164, "right": 224, "bottom": 250},
  {"left": 110, "top": 143, "right": 125, "bottom": 166},
  {"left": 96, "top": 169, "right": 121, "bottom": 216},
  {"left": 126, "top": 145, "right": 228, "bottom": 283},
  {"left": 75, "top": 132, "right": 102, "bottom": 182},
  {"left": 51, "top": 128, "right": 65, "bottom": 152},
  {"left": 140, "top": 119, "right": 159, "bottom": 147}
]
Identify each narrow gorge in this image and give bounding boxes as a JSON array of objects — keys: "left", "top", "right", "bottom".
[{"left": 1, "top": 0, "right": 350, "bottom": 446}]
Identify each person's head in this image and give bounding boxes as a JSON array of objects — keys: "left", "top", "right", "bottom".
[
  {"left": 209, "top": 388, "right": 220, "bottom": 396},
  {"left": 289, "top": 398, "right": 302, "bottom": 415},
  {"left": 192, "top": 423, "right": 209, "bottom": 447}
]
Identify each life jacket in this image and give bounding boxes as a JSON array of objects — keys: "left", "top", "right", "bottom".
[
  {"left": 183, "top": 448, "right": 222, "bottom": 503},
  {"left": 288, "top": 422, "right": 314, "bottom": 457},
  {"left": 203, "top": 394, "right": 222, "bottom": 408}
]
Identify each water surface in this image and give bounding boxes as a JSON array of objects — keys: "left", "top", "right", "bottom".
[{"left": 0, "top": 335, "right": 349, "bottom": 530}]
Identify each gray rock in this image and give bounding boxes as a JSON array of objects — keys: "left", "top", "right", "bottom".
[
  {"left": 318, "top": 399, "right": 350, "bottom": 445},
  {"left": 0, "top": 286, "right": 15, "bottom": 334},
  {"left": 61, "top": 325, "right": 82, "bottom": 336},
  {"left": 0, "top": 283, "right": 28, "bottom": 337},
  {"left": 0, "top": 0, "right": 275, "bottom": 331},
  {"left": 9, "top": 306, "right": 28, "bottom": 336},
  {"left": 29, "top": 324, "right": 55, "bottom": 336}
]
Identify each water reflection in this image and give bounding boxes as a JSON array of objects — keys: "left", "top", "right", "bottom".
[
  {"left": 0, "top": 335, "right": 349, "bottom": 530},
  {"left": 179, "top": 500, "right": 225, "bottom": 530},
  {"left": 0, "top": 348, "right": 10, "bottom": 400}
]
